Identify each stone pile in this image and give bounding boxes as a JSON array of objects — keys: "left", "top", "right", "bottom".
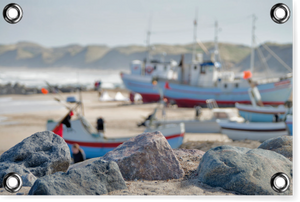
[{"left": 0, "top": 130, "right": 293, "bottom": 195}]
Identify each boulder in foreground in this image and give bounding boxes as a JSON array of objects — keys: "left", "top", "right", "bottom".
[
  {"left": 197, "top": 145, "right": 292, "bottom": 195},
  {"left": 0, "top": 131, "right": 71, "bottom": 187},
  {"left": 103, "top": 131, "right": 184, "bottom": 180},
  {"left": 28, "top": 159, "right": 126, "bottom": 195},
  {"left": 258, "top": 136, "right": 293, "bottom": 161}
]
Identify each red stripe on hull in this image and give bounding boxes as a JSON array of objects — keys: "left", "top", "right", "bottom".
[
  {"left": 172, "top": 98, "right": 285, "bottom": 108},
  {"left": 64, "top": 133, "right": 184, "bottom": 148},
  {"left": 65, "top": 140, "right": 122, "bottom": 148},
  {"left": 140, "top": 93, "right": 160, "bottom": 103},
  {"left": 221, "top": 127, "right": 287, "bottom": 132}
]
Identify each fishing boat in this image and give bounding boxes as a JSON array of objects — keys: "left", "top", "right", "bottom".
[
  {"left": 217, "top": 120, "right": 289, "bottom": 142},
  {"left": 235, "top": 84, "right": 291, "bottom": 122},
  {"left": 47, "top": 116, "right": 184, "bottom": 159},
  {"left": 149, "top": 99, "right": 243, "bottom": 133},
  {"left": 235, "top": 103, "right": 287, "bottom": 122},
  {"left": 285, "top": 114, "right": 293, "bottom": 136},
  {"left": 46, "top": 95, "right": 185, "bottom": 159},
  {"left": 121, "top": 16, "right": 292, "bottom": 107},
  {"left": 235, "top": 80, "right": 289, "bottom": 122}
]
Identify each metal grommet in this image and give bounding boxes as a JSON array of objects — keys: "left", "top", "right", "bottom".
[
  {"left": 270, "top": 3, "right": 290, "bottom": 24},
  {"left": 2, "top": 172, "right": 23, "bottom": 193},
  {"left": 3, "top": 3, "right": 23, "bottom": 24},
  {"left": 270, "top": 172, "right": 290, "bottom": 193}
]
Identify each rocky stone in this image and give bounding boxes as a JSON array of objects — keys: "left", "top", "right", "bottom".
[
  {"left": 258, "top": 136, "right": 293, "bottom": 161},
  {"left": 0, "top": 131, "right": 71, "bottom": 187},
  {"left": 22, "top": 173, "right": 38, "bottom": 187},
  {"left": 68, "top": 157, "right": 101, "bottom": 171},
  {"left": 28, "top": 159, "right": 127, "bottom": 195},
  {"left": 173, "top": 149, "right": 205, "bottom": 159},
  {"left": 172, "top": 149, "right": 205, "bottom": 180},
  {"left": 197, "top": 145, "right": 292, "bottom": 195},
  {"left": 103, "top": 131, "right": 184, "bottom": 180}
]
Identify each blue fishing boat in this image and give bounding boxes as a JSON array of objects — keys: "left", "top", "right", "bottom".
[
  {"left": 235, "top": 103, "right": 287, "bottom": 122},
  {"left": 235, "top": 81, "right": 292, "bottom": 122},
  {"left": 121, "top": 16, "right": 292, "bottom": 108}
]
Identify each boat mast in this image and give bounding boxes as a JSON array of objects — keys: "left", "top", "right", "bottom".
[
  {"left": 192, "top": 9, "right": 198, "bottom": 63},
  {"left": 250, "top": 14, "right": 257, "bottom": 73},
  {"left": 146, "top": 15, "right": 152, "bottom": 63},
  {"left": 214, "top": 20, "right": 219, "bottom": 63}
]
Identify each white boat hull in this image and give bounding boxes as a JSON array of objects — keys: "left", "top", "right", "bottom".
[
  {"left": 152, "top": 119, "right": 220, "bottom": 133},
  {"left": 47, "top": 118, "right": 185, "bottom": 158},
  {"left": 218, "top": 120, "right": 289, "bottom": 142}
]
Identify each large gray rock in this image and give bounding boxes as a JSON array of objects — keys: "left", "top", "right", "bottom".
[
  {"left": 258, "top": 136, "right": 293, "bottom": 161},
  {"left": 103, "top": 131, "right": 184, "bottom": 180},
  {"left": 0, "top": 131, "right": 71, "bottom": 187},
  {"left": 197, "top": 145, "right": 292, "bottom": 195},
  {"left": 28, "top": 159, "right": 127, "bottom": 195},
  {"left": 68, "top": 157, "right": 101, "bottom": 171}
]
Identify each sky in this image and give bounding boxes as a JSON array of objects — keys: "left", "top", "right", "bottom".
[{"left": 0, "top": 0, "right": 293, "bottom": 48}]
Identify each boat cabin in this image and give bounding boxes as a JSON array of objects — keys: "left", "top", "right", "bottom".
[
  {"left": 178, "top": 61, "right": 221, "bottom": 87},
  {"left": 130, "top": 59, "right": 178, "bottom": 80}
]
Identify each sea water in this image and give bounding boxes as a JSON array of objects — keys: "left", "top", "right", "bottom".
[
  {"left": 0, "top": 97, "right": 64, "bottom": 115},
  {"left": 0, "top": 68, "right": 128, "bottom": 89}
]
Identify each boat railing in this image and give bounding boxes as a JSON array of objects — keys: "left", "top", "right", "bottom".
[{"left": 254, "top": 73, "right": 292, "bottom": 85}]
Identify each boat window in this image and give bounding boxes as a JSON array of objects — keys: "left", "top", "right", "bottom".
[
  {"left": 224, "top": 84, "right": 227, "bottom": 88},
  {"left": 194, "top": 65, "right": 197, "bottom": 70},
  {"left": 153, "top": 65, "right": 157, "bottom": 70},
  {"left": 235, "top": 83, "right": 239, "bottom": 88},
  {"left": 201, "top": 66, "right": 206, "bottom": 74}
]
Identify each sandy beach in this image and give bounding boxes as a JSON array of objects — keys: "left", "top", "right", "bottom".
[
  {"left": 0, "top": 89, "right": 238, "bottom": 154},
  {"left": 0, "top": 90, "right": 287, "bottom": 196}
]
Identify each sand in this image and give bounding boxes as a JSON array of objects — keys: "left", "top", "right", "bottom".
[
  {"left": 0, "top": 90, "right": 235, "bottom": 154},
  {"left": 0, "top": 90, "right": 260, "bottom": 196}
]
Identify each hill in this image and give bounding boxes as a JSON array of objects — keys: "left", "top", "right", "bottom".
[{"left": 0, "top": 41, "right": 292, "bottom": 73}]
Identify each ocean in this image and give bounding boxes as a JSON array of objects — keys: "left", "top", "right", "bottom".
[{"left": 0, "top": 68, "right": 128, "bottom": 89}]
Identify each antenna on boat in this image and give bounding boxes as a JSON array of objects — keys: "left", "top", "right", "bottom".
[
  {"left": 250, "top": 14, "right": 257, "bottom": 73},
  {"left": 214, "top": 20, "right": 222, "bottom": 64},
  {"left": 146, "top": 14, "right": 152, "bottom": 63},
  {"left": 192, "top": 8, "right": 198, "bottom": 63},
  {"left": 77, "top": 71, "right": 84, "bottom": 116}
]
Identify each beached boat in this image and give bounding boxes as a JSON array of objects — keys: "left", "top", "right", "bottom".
[
  {"left": 122, "top": 63, "right": 292, "bottom": 107},
  {"left": 43, "top": 82, "right": 185, "bottom": 159},
  {"left": 149, "top": 99, "right": 243, "bottom": 133},
  {"left": 121, "top": 16, "right": 292, "bottom": 107},
  {"left": 217, "top": 120, "right": 289, "bottom": 142},
  {"left": 47, "top": 115, "right": 184, "bottom": 159},
  {"left": 285, "top": 114, "right": 293, "bottom": 136},
  {"left": 235, "top": 83, "right": 291, "bottom": 122},
  {"left": 235, "top": 103, "right": 287, "bottom": 122}
]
